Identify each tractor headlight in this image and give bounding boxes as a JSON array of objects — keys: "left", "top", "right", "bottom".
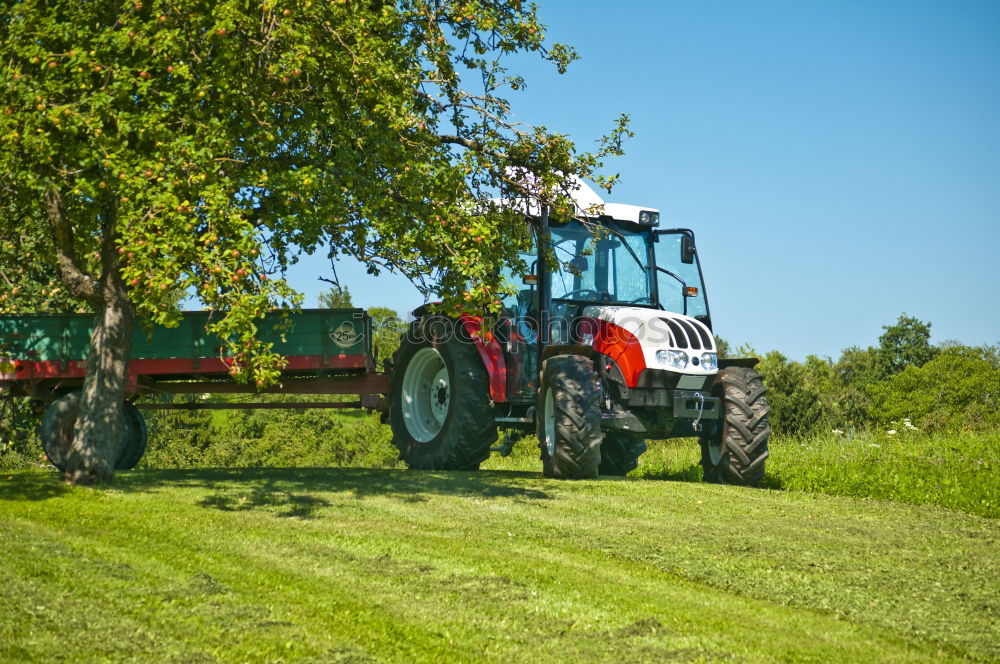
[
  {"left": 656, "top": 349, "right": 688, "bottom": 370},
  {"left": 638, "top": 210, "right": 660, "bottom": 225},
  {"left": 700, "top": 352, "right": 718, "bottom": 371}
]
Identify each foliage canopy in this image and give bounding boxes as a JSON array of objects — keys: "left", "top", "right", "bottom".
[
  {"left": 1, "top": 0, "right": 629, "bottom": 482},
  {"left": 1, "top": 0, "right": 629, "bottom": 383},
  {"left": 746, "top": 314, "right": 995, "bottom": 436}
]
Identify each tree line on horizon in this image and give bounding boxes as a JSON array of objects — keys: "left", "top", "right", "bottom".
[{"left": 717, "top": 314, "right": 1000, "bottom": 436}]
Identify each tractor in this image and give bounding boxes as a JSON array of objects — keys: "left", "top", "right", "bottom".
[{"left": 387, "top": 182, "right": 770, "bottom": 485}]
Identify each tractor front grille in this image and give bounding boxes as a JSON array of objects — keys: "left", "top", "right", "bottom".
[{"left": 659, "top": 316, "right": 713, "bottom": 351}]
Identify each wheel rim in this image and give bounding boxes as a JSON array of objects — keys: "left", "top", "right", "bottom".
[
  {"left": 401, "top": 347, "right": 450, "bottom": 443},
  {"left": 543, "top": 388, "right": 556, "bottom": 458}
]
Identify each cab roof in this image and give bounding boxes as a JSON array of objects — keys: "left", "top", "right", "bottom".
[{"left": 490, "top": 174, "right": 660, "bottom": 225}]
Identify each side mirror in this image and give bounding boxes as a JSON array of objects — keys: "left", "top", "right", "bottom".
[{"left": 680, "top": 235, "right": 696, "bottom": 264}]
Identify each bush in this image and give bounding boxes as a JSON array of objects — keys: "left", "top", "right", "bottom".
[
  {"left": 0, "top": 397, "right": 45, "bottom": 471},
  {"left": 140, "top": 397, "right": 403, "bottom": 470},
  {"left": 755, "top": 352, "right": 841, "bottom": 436},
  {"left": 739, "top": 315, "right": 989, "bottom": 437},
  {"left": 868, "top": 345, "right": 1000, "bottom": 432}
]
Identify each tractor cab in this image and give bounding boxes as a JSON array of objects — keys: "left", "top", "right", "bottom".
[
  {"left": 529, "top": 214, "right": 709, "bottom": 321},
  {"left": 500, "top": 206, "right": 714, "bottom": 402}
]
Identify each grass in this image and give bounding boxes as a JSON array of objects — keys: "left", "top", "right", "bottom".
[
  {"left": 2, "top": 466, "right": 998, "bottom": 663},
  {"left": 763, "top": 429, "right": 999, "bottom": 517},
  {"left": 484, "top": 429, "right": 1000, "bottom": 519}
]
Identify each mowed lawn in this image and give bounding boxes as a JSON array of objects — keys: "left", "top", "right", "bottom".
[{"left": 1, "top": 468, "right": 997, "bottom": 663}]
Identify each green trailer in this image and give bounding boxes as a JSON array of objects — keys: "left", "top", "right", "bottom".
[{"left": 0, "top": 309, "right": 389, "bottom": 470}]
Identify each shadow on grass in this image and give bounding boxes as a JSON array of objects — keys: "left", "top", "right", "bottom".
[
  {"left": 199, "top": 483, "right": 333, "bottom": 519},
  {"left": 639, "top": 463, "right": 786, "bottom": 490},
  {"left": 760, "top": 475, "right": 785, "bottom": 490},
  {"left": 639, "top": 463, "right": 703, "bottom": 483},
  {"left": 3, "top": 463, "right": 784, "bottom": 509},
  {"left": 0, "top": 470, "right": 73, "bottom": 502},
  {"left": 110, "top": 466, "right": 553, "bottom": 510}
]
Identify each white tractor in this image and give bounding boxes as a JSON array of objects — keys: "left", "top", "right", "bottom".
[{"left": 388, "top": 180, "right": 770, "bottom": 484}]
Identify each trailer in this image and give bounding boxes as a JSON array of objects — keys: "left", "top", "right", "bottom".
[{"left": 0, "top": 309, "right": 388, "bottom": 470}]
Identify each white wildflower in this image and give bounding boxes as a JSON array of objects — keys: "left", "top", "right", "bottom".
[
  {"left": 832, "top": 429, "right": 845, "bottom": 435},
  {"left": 887, "top": 430, "right": 897, "bottom": 435}
]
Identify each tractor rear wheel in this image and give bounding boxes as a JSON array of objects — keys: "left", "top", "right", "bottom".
[
  {"left": 40, "top": 391, "right": 147, "bottom": 471},
  {"left": 389, "top": 331, "right": 496, "bottom": 470},
  {"left": 700, "top": 366, "right": 770, "bottom": 486},
  {"left": 537, "top": 355, "right": 602, "bottom": 479},
  {"left": 599, "top": 432, "right": 647, "bottom": 476}
]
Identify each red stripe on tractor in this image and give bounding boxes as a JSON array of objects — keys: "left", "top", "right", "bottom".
[
  {"left": 592, "top": 319, "right": 647, "bottom": 388},
  {"left": 460, "top": 314, "right": 507, "bottom": 403},
  {"left": 8, "top": 354, "right": 367, "bottom": 383}
]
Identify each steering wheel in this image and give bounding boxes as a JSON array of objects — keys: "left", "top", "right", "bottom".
[{"left": 558, "top": 288, "right": 602, "bottom": 301}]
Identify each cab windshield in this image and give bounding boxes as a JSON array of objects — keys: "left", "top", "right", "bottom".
[{"left": 549, "top": 220, "right": 654, "bottom": 305}]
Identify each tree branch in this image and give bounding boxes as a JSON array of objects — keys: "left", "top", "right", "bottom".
[
  {"left": 437, "top": 134, "right": 482, "bottom": 151},
  {"left": 45, "top": 187, "right": 100, "bottom": 303},
  {"left": 437, "top": 134, "right": 510, "bottom": 163}
]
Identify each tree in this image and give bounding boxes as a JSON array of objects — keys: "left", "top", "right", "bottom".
[
  {"left": 368, "top": 306, "right": 404, "bottom": 367},
  {"left": 713, "top": 334, "right": 731, "bottom": 359},
  {"left": 0, "top": 203, "right": 85, "bottom": 315},
  {"left": 868, "top": 345, "right": 1000, "bottom": 431},
  {"left": 876, "top": 313, "right": 937, "bottom": 376},
  {"left": 755, "top": 351, "right": 840, "bottom": 436},
  {"left": 318, "top": 286, "right": 353, "bottom": 309},
  {"left": 1, "top": 0, "right": 629, "bottom": 483}
]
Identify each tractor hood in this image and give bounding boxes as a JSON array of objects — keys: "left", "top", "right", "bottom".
[{"left": 582, "top": 306, "right": 718, "bottom": 376}]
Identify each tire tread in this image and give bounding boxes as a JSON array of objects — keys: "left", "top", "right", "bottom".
[
  {"left": 538, "top": 355, "right": 602, "bottom": 479},
  {"left": 700, "top": 366, "right": 771, "bottom": 486}
]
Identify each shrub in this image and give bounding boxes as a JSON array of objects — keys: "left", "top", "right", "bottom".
[
  {"left": 140, "top": 401, "right": 402, "bottom": 470},
  {"left": 868, "top": 346, "right": 1000, "bottom": 431},
  {"left": 755, "top": 351, "right": 841, "bottom": 436},
  {"left": 0, "top": 397, "right": 44, "bottom": 471}
]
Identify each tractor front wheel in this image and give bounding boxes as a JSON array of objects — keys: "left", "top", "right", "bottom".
[
  {"left": 699, "top": 366, "right": 770, "bottom": 486},
  {"left": 538, "top": 355, "right": 602, "bottom": 479},
  {"left": 389, "top": 331, "right": 496, "bottom": 470}
]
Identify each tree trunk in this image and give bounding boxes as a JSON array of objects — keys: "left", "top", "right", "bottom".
[{"left": 63, "top": 286, "right": 134, "bottom": 485}]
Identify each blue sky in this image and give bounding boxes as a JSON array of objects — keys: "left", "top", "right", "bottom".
[{"left": 287, "top": 0, "right": 1000, "bottom": 360}]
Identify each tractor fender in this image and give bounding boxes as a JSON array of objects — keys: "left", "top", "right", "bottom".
[
  {"left": 719, "top": 357, "right": 760, "bottom": 369},
  {"left": 540, "top": 344, "right": 595, "bottom": 362},
  {"left": 458, "top": 315, "right": 507, "bottom": 403},
  {"left": 590, "top": 318, "right": 647, "bottom": 388}
]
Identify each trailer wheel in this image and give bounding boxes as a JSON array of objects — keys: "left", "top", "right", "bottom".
[
  {"left": 538, "top": 355, "right": 602, "bottom": 479},
  {"left": 598, "top": 432, "right": 647, "bottom": 476},
  {"left": 41, "top": 391, "right": 82, "bottom": 472},
  {"left": 41, "top": 392, "right": 142, "bottom": 471},
  {"left": 700, "top": 366, "right": 770, "bottom": 487},
  {"left": 389, "top": 331, "right": 496, "bottom": 470},
  {"left": 117, "top": 403, "right": 148, "bottom": 470}
]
